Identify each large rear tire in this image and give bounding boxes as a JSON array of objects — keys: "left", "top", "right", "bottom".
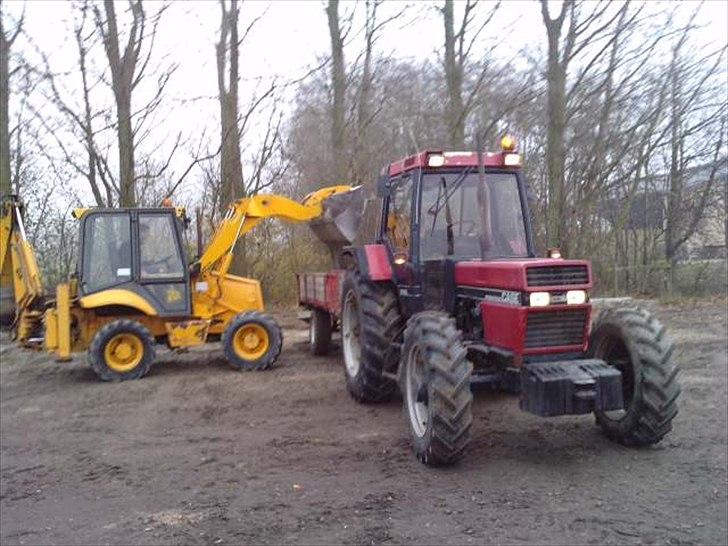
[
  {"left": 223, "top": 311, "right": 283, "bottom": 371},
  {"left": 590, "top": 306, "right": 680, "bottom": 446},
  {"left": 340, "top": 271, "right": 403, "bottom": 402},
  {"left": 309, "top": 308, "right": 332, "bottom": 356},
  {"left": 88, "top": 320, "right": 156, "bottom": 381},
  {"left": 400, "top": 312, "right": 473, "bottom": 466}
]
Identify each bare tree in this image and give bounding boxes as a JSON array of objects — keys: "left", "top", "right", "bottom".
[
  {"left": 326, "top": 0, "right": 347, "bottom": 180},
  {"left": 216, "top": 0, "right": 245, "bottom": 215},
  {"left": 1, "top": 1, "right": 23, "bottom": 196},
  {"left": 94, "top": 0, "right": 167, "bottom": 206},
  {"left": 441, "top": 0, "right": 500, "bottom": 148}
]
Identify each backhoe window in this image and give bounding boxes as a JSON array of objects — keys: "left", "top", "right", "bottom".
[
  {"left": 83, "top": 213, "right": 132, "bottom": 293},
  {"left": 420, "top": 172, "right": 528, "bottom": 260},
  {"left": 139, "top": 215, "right": 184, "bottom": 279}
]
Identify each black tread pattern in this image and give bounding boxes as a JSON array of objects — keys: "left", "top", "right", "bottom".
[
  {"left": 222, "top": 311, "right": 283, "bottom": 371},
  {"left": 310, "top": 308, "right": 332, "bottom": 356},
  {"left": 591, "top": 306, "right": 680, "bottom": 446},
  {"left": 88, "top": 319, "right": 156, "bottom": 382},
  {"left": 402, "top": 311, "right": 473, "bottom": 466},
  {"left": 343, "top": 272, "right": 403, "bottom": 402}
]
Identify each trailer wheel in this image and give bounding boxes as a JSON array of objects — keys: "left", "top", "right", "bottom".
[
  {"left": 88, "top": 320, "right": 156, "bottom": 381},
  {"left": 223, "top": 311, "right": 283, "bottom": 371},
  {"left": 400, "top": 311, "right": 473, "bottom": 466},
  {"left": 340, "top": 271, "right": 403, "bottom": 402},
  {"left": 590, "top": 306, "right": 680, "bottom": 446},
  {"left": 309, "top": 308, "right": 332, "bottom": 355}
]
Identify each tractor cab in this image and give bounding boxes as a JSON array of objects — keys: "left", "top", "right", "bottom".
[
  {"left": 73, "top": 207, "right": 191, "bottom": 316},
  {"left": 376, "top": 141, "right": 536, "bottom": 317}
]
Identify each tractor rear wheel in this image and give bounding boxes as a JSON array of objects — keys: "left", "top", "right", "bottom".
[
  {"left": 88, "top": 320, "right": 156, "bottom": 381},
  {"left": 223, "top": 311, "right": 283, "bottom": 371},
  {"left": 340, "top": 271, "right": 403, "bottom": 402},
  {"left": 590, "top": 306, "right": 680, "bottom": 446},
  {"left": 400, "top": 311, "right": 473, "bottom": 466},
  {"left": 309, "top": 308, "right": 332, "bottom": 356}
]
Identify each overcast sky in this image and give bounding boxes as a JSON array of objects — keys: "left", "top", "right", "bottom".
[{"left": 4, "top": 0, "right": 727, "bottom": 205}]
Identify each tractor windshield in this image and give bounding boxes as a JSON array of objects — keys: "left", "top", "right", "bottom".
[{"left": 420, "top": 172, "right": 528, "bottom": 260}]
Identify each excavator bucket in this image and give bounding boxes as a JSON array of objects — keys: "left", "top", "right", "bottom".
[{"left": 308, "top": 185, "right": 365, "bottom": 248}]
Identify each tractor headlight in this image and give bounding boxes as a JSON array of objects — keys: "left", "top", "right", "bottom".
[
  {"left": 503, "top": 153, "right": 521, "bottom": 166},
  {"left": 529, "top": 292, "right": 550, "bottom": 307},
  {"left": 427, "top": 154, "right": 445, "bottom": 167},
  {"left": 566, "top": 290, "right": 587, "bottom": 305}
]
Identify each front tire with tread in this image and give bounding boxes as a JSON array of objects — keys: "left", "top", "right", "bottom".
[
  {"left": 400, "top": 311, "right": 473, "bottom": 466},
  {"left": 590, "top": 306, "right": 680, "bottom": 446},
  {"left": 223, "top": 311, "right": 283, "bottom": 371}
]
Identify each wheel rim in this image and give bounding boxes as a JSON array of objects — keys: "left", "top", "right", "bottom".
[
  {"left": 233, "top": 323, "right": 270, "bottom": 361},
  {"left": 406, "top": 345, "right": 429, "bottom": 438},
  {"left": 342, "top": 291, "right": 361, "bottom": 377},
  {"left": 594, "top": 330, "right": 635, "bottom": 419},
  {"left": 104, "top": 333, "right": 144, "bottom": 372}
]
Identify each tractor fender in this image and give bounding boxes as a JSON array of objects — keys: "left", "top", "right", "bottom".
[
  {"left": 342, "top": 244, "right": 393, "bottom": 282},
  {"left": 79, "top": 289, "right": 158, "bottom": 316}
]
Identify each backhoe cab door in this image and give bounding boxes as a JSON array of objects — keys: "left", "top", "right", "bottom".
[{"left": 77, "top": 209, "right": 190, "bottom": 316}]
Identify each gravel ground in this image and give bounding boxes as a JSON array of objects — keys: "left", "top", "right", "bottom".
[{"left": 1, "top": 299, "right": 726, "bottom": 545}]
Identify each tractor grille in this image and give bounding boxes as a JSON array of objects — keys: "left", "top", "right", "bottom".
[
  {"left": 526, "top": 265, "right": 588, "bottom": 287},
  {"left": 525, "top": 310, "right": 588, "bottom": 349}
]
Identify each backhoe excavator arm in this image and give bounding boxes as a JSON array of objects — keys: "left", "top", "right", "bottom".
[
  {"left": 0, "top": 195, "right": 44, "bottom": 332},
  {"left": 197, "top": 185, "right": 355, "bottom": 276}
]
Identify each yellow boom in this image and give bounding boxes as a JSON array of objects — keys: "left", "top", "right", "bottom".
[{"left": 0, "top": 195, "right": 44, "bottom": 341}]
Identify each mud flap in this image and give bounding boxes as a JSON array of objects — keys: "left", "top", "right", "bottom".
[{"left": 520, "top": 359, "right": 623, "bottom": 417}]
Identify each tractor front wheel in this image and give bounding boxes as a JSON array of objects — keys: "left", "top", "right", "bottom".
[
  {"left": 223, "top": 311, "right": 283, "bottom": 371},
  {"left": 400, "top": 311, "right": 473, "bottom": 466},
  {"left": 88, "top": 320, "right": 156, "bottom": 381},
  {"left": 590, "top": 306, "right": 680, "bottom": 446}
]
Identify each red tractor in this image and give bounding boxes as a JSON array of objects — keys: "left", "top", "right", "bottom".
[{"left": 298, "top": 138, "right": 680, "bottom": 466}]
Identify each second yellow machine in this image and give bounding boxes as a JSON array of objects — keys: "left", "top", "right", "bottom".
[{"left": 0, "top": 186, "right": 357, "bottom": 381}]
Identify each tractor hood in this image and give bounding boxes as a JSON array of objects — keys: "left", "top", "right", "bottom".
[{"left": 455, "top": 259, "right": 593, "bottom": 292}]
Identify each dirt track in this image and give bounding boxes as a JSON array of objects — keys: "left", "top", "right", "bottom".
[{"left": 1, "top": 300, "right": 726, "bottom": 545}]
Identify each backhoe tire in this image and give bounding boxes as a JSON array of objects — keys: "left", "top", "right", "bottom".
[
  {"left": 589, "top": 306, "right": 680, "bottom": 446},
  {"left": 88, "top": 320, "right": 156, "bottom": 382},
  {"left": 223, "top": 311, "right": 283, "bottom": 371},
  {"left": 400, "top": 312, "right": 473, "bottom": 466},
  {"left": 340, "top": 271, "right": 403, "bottom": 403},
  {"left": 309, "top": 308, "right": 332, "bottom": 356}
]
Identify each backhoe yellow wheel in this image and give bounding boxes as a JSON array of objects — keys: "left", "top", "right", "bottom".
[
  {"left": 88, "top": 320, "right": 156, "bottom": 381},
  {"left": 222, "top": 312, "right": 283, "bottom": 371}
]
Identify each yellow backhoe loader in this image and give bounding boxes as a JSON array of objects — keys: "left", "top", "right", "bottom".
[{"left": 0, "top": 186, "right": 360, "bottom": 381}]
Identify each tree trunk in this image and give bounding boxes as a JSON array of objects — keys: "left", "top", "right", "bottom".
[
  {"left": 116, "top": 89, "right": 135, "bottom": 206},
  {"left": 217, "top": 0, "right": 246, "bottom": 275},
  {"left": 443, "top": 0, "right": 464, "bottom": 149},
  {"left": 0, "top": 14, "right": 12, "bottom": 196},
  {"left": 541, "top": 0, "right": 570, "bottom": 252},
  {"left": 326, "top": 0, "right": 346, "bottom": 180}
]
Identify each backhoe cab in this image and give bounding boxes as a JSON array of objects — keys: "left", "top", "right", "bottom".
[
  {"left": 2, "top": 186, "right": 355, "bottom": 381},
  {"left": 298, "top": 137, "right": 680, "bottom": 466}
]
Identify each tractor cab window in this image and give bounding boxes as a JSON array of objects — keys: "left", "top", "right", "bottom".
[
  {"left": 420, "top": 172, "right": 528, "bottom": 260},
  {"left": 386, "top": 176, "right": 413, "bottom": 257},
  {"left": 139, "top": 214, "right": 185, "bottom": 279},
  {"left": 82, "top": 213, "right": 132, "bottom": 293}
]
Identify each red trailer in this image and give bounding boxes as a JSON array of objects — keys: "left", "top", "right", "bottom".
[{"left": 296, "top": 269, "right": 345, "bottom": 355}]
